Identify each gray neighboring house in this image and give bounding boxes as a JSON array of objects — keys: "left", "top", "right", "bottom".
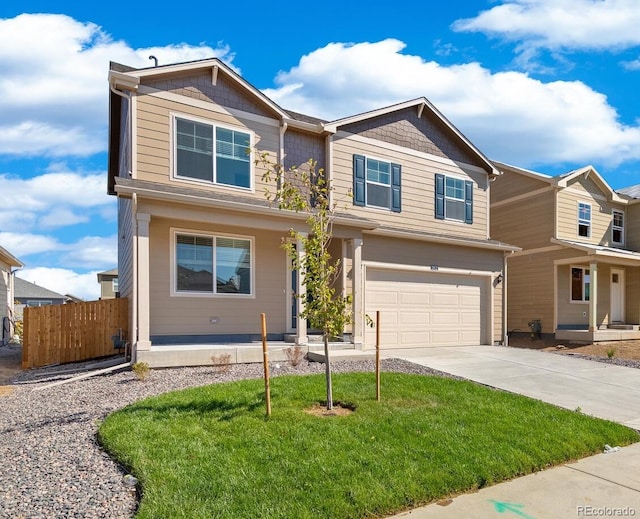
[
  {"left": 1, "top": 245, "right": 24, "bottom": 345},
  {"left": 97, "top": 268, "right": 118, "bottom": 299},
  {"left": 14, "top": 277, "right": 66, "bottom": 320}
]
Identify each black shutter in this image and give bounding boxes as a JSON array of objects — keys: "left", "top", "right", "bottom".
[
  {"left": 464, "top": 180, "right": 473, "bottom": 224},
  {"left": 353, "top": 155, "right": 365, "bottom": 206},
  {"left": 435, "top": 173, "right": 445, "bottom": 219},
  {"left": 391, "top": 163, "right": 401, "bottom": 213}
]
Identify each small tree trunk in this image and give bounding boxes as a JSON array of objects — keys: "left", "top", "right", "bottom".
[{"left": 324, "top": 332, "right": 333, "bottom": 410}]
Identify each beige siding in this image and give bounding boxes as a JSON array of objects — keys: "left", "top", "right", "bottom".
[
  {"left": 626, "top": 204, "right": 640, "bottom": 252},
  {"left": 148, "top": 218, "right": 288, "bottom": 337},
  {"left": 506, "top": 252, "right": 559, "bottom": 334},
  {"left": 491, "top": 193, "right": 555, "bottom": 250},
  {"left": 491, "top": 169, "right": 549, "bottom": 202},
  {"left": 556, "top": 263, "right": 612, "bottom": 328},
  {"left": 556, "top": 177, "right": 627, "bottom": 246},
  {"left": 332, "top": 134, "right": 489, "bottom": 239},
  {"left": 0, "top": 262, "right": 9, "bottom": 323},
  {"left": 134, "top": 93, "right": 280, "bottom": 197}
]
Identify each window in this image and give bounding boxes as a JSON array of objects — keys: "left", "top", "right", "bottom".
[
  {"left": 174, "top": 232, "right": 252, "bottom": 295},
  {"left": 435, "top": 173, "right": 473, "bottom": 223},
  {"left": 571, "top": 267, "right": 590, "bottom": 302},
  {"left": 353, "top": 155, "right": 401, "bottom": 212},
  {"left": 612, "top": 210, "right": 624, "bottom": 244},
  {"left": 112, "top": 278, "right": 119, "bottom": 292},
  {"left": 27, "top": 300, "right": 52, "bottom": 307},
  {"left": 578, "top": 202, "right": 591, "bottom": 238},
  {"left": 175, "top": 117, "right": 251, "bottom": 189}
]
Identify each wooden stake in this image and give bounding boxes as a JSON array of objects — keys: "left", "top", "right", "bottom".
[
  {"left": 261, "top": 313, "right": 271, "bottom": 417},
  {"left": 376, "top": 310, "right": 381, "bottom": 401}
]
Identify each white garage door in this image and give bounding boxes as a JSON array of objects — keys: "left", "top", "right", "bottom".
[{"left": 365, "top": 268, "right": 486, "bottom": 348}]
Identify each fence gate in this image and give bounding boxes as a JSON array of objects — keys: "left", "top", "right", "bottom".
[{"left": 22, "top": 298, "right": 128, "bottom": 369}]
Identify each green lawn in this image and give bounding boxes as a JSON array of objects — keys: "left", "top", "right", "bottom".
[{"left": 98, "top": 373, "right": 638, "bottom": 519}]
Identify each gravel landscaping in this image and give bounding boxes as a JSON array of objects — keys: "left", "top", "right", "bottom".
[{"left": 0, "top": 357, "right": 449, "bottom": 519}]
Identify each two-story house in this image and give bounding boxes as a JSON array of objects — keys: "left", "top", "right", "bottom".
[
  {"left": 1, "top": 245, "right": 23, "bottom": 345},
  {"left": 491, "top": 162, "right": 640, "bottom": 342},
  {"left": 108, "top": 58, "right": 517, "bottom": 367}
]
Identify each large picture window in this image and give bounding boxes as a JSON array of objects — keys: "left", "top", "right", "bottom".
[
  {"left": 571, "top": 267, "right": 590, "bottom": 302},
  {"left": 175, "top": 117, "right": 251, "bottom": 189},
  {"left": 175, "top": 232, "right": 252, "bottom": 295}
]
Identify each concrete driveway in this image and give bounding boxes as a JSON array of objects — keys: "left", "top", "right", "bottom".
[{"left": 383, "top": 345, "right": 640, "bottom": 429}]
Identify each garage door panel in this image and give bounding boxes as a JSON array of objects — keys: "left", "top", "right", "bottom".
[
  {"left": 365, "top": 268, "right": 486, "bottom": 348},
  {"left": 400, "top": 312, "right": 431, "bottom": 325}
]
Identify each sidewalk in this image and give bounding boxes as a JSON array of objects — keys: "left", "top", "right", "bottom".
[{"left": 384, "top": 346, "right": 640, "bottom": 518}]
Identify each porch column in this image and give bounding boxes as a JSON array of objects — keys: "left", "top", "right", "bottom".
[
  {"left": 589, "top": 261, "right": 598, "bottom": 332},
  {"left": 296, "top": 235, "right": 308, "bottom": 345},
  {"left": 136, "top": 213, "right": 151, "bottom": 351},
  {"left": 352, "top": 238, "right": 363, "bottom": 347}
]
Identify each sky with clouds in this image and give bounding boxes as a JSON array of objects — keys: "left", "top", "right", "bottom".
[{"left": 1, "top": 0, "right": 640, "bottom": 300}]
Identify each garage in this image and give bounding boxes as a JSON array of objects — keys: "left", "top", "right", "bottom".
[{"left": 364, "top": 268, "right": 488, "bottom": 348}]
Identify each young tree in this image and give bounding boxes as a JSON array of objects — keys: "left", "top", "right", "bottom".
[{"left": 258, "top": 153, "right": 352, "bottom": 410}]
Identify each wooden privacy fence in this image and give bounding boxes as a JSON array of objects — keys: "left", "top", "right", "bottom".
[{"left": 23, "top": 298, "right": 128, "bottom": 369}]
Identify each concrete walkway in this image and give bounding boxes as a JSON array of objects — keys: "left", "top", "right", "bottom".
[{"left": 382, "top": 346, "right": 640, "bottom": 518}]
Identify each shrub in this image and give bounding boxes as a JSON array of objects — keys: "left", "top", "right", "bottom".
[
  {"left": 284, "top": 345, "right": 305, "bottom": 367},
  {"left": 131, "top": 361, "right": 150, "bottom": 381},
  {"left": 211, "top": 353, "right": 232, "bottom": 374}
]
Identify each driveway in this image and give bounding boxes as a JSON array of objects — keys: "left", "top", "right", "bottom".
[{"left": 384, "top": 345, "right": 640, "bottom": 429}]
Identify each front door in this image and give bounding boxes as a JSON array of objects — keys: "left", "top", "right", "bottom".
[{"left": 610, "top": 268, "right": 625, "bottom": 323}]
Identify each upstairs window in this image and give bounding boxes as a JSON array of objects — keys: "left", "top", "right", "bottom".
[
  {"left": 578, "top": 202, "right": 591, "bottom": 238},
  {"left": 571, "top": 267, "right": 590, "bottom": 302},
  {"left": 612, "top": 210, "right": 624, "bottom": 245},
  {"left": 353, "top": 155, "right": 401, "bottom": 212},
  {"left": 112, "top": 278, "right": 119, "bottom": 292},
  {"left": 174, "top": 117, "right": 251, "bottom": 189},
  {"left": 435, "top": 173, "right": 473, "bottom": 224}
]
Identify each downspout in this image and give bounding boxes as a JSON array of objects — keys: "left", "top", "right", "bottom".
[
  {"left": 503, "top": 251, "right": 510, "bottom": 346},
  {"left": 279, "top": 122, "right": 288, "bottom": 167},
  {"left": 110, "top": 80, "right": 135, "bottom": 362},
  {"left": 131, "top": 193, "right": 138, "bottom": 362}
]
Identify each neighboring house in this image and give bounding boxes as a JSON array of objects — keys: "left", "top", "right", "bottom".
[
  {"left": 491, "top": 162, "right": 640, "bottom": 342},
  {"left": 108, "top": 57, "right": 518, "bottom": 367},
  {"left": 97, "top": 268, "right": 119, "bottom": 299},
  {"left": 0, "top": 245, "right": 23, "bottom": 345},
  {"left": 14, "top": 277, "right": 66, "bottom": 320}
]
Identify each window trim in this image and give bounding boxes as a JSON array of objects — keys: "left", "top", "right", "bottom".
[
  {"left": 353, "top": 154, "right": 401, "bottom": 212},
  {"left": 435, "top": 173, "right": 473, "bottom": 224},
  {"left": 570, "top": 266, "right": 590, "bottom": 303},
  {"left": 170, "top": 228, "right": 255, "bottom": 298},
  {"left": 577, "top": 202, "right": 591, "bottom": 238},
  {"left": 170, "top": 113, "right": 254, "bottom": 192},
  {"left": 612, "top": 209, "right": 624, "bottom": 245}
]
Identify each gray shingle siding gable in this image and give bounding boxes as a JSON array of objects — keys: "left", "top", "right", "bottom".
[
  {"left": 339, "top": 108, "right": 482, "bottom": 167},
  {"left": 145, "top": 72, "right": 274, "bottom": 118}
]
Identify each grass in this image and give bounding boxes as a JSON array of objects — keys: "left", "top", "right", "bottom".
[{"left": 98, "top": 373, "right": 638, "bottom": 518}]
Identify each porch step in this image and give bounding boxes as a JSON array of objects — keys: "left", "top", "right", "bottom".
[
  {"left": 607, "top": 324, "right": 639, "bottom": 331},
  {"left": 307, "top": 349, "right": 375, "bottom": 363},
  {"left": 284, "top": 333, "right": 351, "bottom": 344}
]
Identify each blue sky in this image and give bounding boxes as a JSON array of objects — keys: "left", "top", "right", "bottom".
[{"left": 1, "top": 0, "right": 640, "bottom": 299}]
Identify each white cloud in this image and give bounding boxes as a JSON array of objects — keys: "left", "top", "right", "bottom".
[
  {"left": 263, "top": 39, "right": 640, "bottom": 168},
  {"left": 0, "top": 232, "right": 116, "bottom": 269},
  {"left": 0, "top": 167, "right": 114, "bottom": 232},
  {"left": 0, "top": 13, "right": 233, "bottom": 157},
  {"left": 18, "top": 267, "right": 101, "bottom": 301},
  {"left": 622, "top": 58, "right": 640, "bottom": 71},
  {"left": 452, "top": 0, "right": 640, "bottom": 56},
  {"left": 0, "top": 232, "right": 61, "bottom": 257}
]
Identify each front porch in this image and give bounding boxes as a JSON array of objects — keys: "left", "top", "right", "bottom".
[{"left": 555, "top": 324, "right": 640, "bottom": 342}]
